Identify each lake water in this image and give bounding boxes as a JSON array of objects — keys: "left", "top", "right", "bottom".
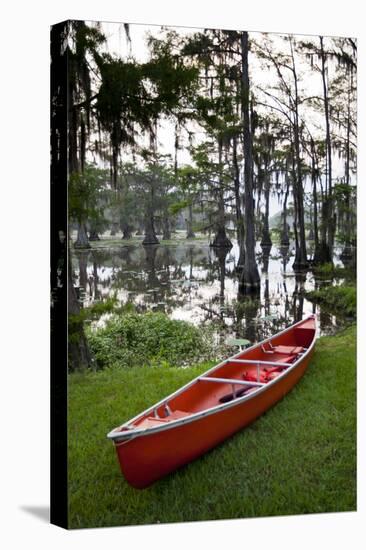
[{"left": 72, "top": 235, "right": 353, "bottom": 346}]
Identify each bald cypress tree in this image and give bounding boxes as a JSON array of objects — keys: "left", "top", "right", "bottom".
[{"left": 239, "top": 31, "right": 260, "bottom": 294}]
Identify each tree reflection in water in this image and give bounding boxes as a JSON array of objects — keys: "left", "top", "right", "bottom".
[{"left": 72, "top": 241, "right": 352, "bottom": 342}]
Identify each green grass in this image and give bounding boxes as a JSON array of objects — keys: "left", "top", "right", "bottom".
[
  {"left": 306, "top": 285, "right": 356, "bottom": 318},
  {"left": 68, "top": 325, "right": 356, "bottom": 529}
]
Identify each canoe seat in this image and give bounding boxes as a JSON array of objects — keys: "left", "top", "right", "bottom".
[
  {"left": 138, "top": 417, "right": 168, "bottom": 428},
  {"left": 137, "top": 410, "right": 190, "bottom": 429},
  {"left": 167, "top": 410, "right": 190, "bottom": 420},
  {"left": 262, "top": 341, "right": 305, "bottom": 356},
  {"left": 272, "top": 345, "right": 304, "bottom": 355}
]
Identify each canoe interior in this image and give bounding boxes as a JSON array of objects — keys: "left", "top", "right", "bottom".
[{"left": 122, "top": 317, "right": 316, "bottom": 432}]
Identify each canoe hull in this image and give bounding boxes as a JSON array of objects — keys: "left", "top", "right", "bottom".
[{"left": 114, "top": 348, "right": 314, "bottom": 488}]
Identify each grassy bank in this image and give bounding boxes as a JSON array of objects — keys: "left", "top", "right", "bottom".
[
  {"left": 306, "top": 285, "right": 356, "bottom": 318},
  {"left": 68, "top": 325, "right": 356, "bottom": 529}
]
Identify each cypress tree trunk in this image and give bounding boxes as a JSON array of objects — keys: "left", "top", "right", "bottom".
[
  {"left": 110, "top": 223, "right": 118, "bottom": 236},
  {"left": 341, "top": 68, "right": 353, "bottom": 260},
  {"left": 211, "top": 139, "right": 232, "bottom": 248},
  {"left": 293, "top": 272, "right": 306, "bottom": 321},
  {"left": 293, "top": 141, "right": 307, "bottom": 269},
  {"left": 311, "top": 143, "right": 321, "bottom": 264},
  {"left": 162, "top": 215, "right": 171, "bottom": 240},
  {"left": 319, "top": 36, "right": 334, "bottom": 264},
  {"left": 260, "top": 172, "right": 272, "bottom": 247},
  {"left": 290, "top": 39, "right": 308, "bottom": 270},
  {"left": 144, "top": 245, "right": 159, "bottom": 287},
  {"left": 121, "top": 222, "right": 132, "bottom": 240},
  {"left": 262, "top": 247, "right": 270, "bottom": 274},
  {"left": 292, "top": 175, "right": 300, "bottom": 268},
  {"left": 142, "top": 215, "right": 159, "bottom": 245},
  {"left": 211, "top": 226, "right": 232, "bottom": 249},
  {"left": 233, "top": 136, "right": 245, "bottom": 268},
  {"left": 89, "top": 225, "right": 100, "bottom": 241},
  {"left": 319, "top": 201, "right": 332, "bottom": 263},
  {"left": 93, "top": 260, "right": 100, "bottom": 300},
  {"left": 239, "top": 31, "right": 260, "bottom": 294},
  {"left": 78, "top": 252, "right": 88, "bottom": 292},
  {"left": 281, "top": 173, "right": 290, "bottom": 246},
  {"left": 74, "top": 222, "right": 91, "bottom": 249},
  {"left": 68, "top": 249, "right": 93, "bottom": 371},
  {"left": 186, "top": 202, "right": 195, "bottom": 239},
  {"left": 214, "top": 247, "right": 228, "bottom": 316},
  {"left": 142, "top": 182, "right": 159, "bottom": 245}
]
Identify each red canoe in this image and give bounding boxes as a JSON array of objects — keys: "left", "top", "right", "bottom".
[{"left": 107, "top": 315, "right": 316, "bottom": 488}]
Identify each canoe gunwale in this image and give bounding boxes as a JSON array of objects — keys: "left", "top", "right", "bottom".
[{"left": 107, "top": 315, "right": 316, "bottom": 443}]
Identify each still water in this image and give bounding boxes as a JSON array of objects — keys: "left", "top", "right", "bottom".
[{"left": 73, "top": 237, "right": 352, "bottom": 345}]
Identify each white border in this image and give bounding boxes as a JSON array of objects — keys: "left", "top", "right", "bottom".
[{"left": 1, "top": 1, "right": 363, "bottom": 549}]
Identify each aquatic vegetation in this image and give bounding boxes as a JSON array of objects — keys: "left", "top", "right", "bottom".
[
  {"left": 306, "top": 285, "right": 356, "bottom": 318},
  {"left": 87, "top": 311, "right": 213, "bottom": 369}
]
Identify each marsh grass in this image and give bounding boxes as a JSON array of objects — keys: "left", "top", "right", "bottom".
[
  {"left": 311, "top": 262, "right": 356, "bottom": 281},
  {"left": 68, "top": 326, "right": 356, "bottom": 529},
  {"left": 306, "top": 285, "right": 356, "bottom": 318}
]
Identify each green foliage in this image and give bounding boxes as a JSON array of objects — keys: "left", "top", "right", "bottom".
[
  {"left": 68, "top": 297, "right": 118, "bottom": 345},
  {"left": 306, "top": 285, "right": 356, "bottom": 317},
  {"left": 71, "top": 295, "right": 118, "bottom": 322},
  {"left": 87, "top": 312, "right": 210, "bottom": 369},
  {"left": 269, "top": 227, "right": 281, "bottom": 242},
  {"left": 66, "top": 21, "right": 105, "bottom": 116},
  {"left": 312, "top": 263, "right": 355, "bottom": 280},
  {"left": 333, "top": 182, "right": 354, "bottom": 203},
  {"left": 96, "top": 57, "right": 151, "bottom": 141},
  {"left": 313, "top": 263, "right": 337, "bottom": 276},
  {"left": 96, "top": 31, "right": 199, "bottom": 156},
  {"left": 69, "top": 20, "right": 106, "bottom": 55},
  {"left": 169, "top": 199, "right": 190, "bottom": 215},
  {"left": 69, "top": 164, "right": 106, "bottom": 224},
  {"left": 144, "top": 41, "right": 199, "bottom": 116}
]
